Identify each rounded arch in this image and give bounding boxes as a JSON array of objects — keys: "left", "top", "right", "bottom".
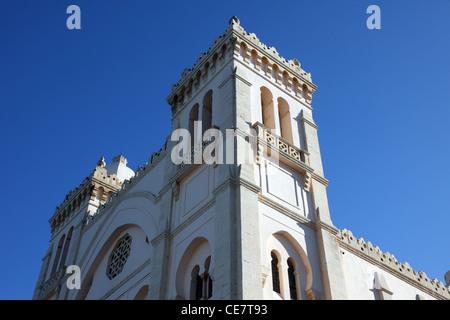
[
  {"left": 60, "top": 226, "right": 74, "bottom": 269},
  {"left": 260, "top": 86, "right": 275, "bottom": 130},
  {"left": 282, "top": 71, "right": 289, "bottom": 87},
  {"left": 239, "top": 41, "right": 247, "bottom": 60},
  {"left": 270, "top": 250, "right": 283, "bottom": 297},
  {"left": 75, "top": 223, "right": 151, "bottom": 300},
  {"left": 287, "top": 257, "right": 300, "bottom": 300},
  {"left": 265, "top": 231, "right": 313, "bottom": 299},
  {"left": 277, "top": 97, "right": 293, "bottom": 143},
  {"left": 175, "top": 237, "right": 213, "bottom": 300},
  {"left": 251, "top": 49, "right": 258, "bottom": 67},
  {"left": 74, "top": 198, "right": 158, "bottom": 300},
  {"left": 302, "top": 84, "right": 308, "bottom": 100},
  {"left": 51, "top": 234, "right": 65, "bottom": 274},
  {"left": 271, "top": 63, "right": 279, "bottom": 81},
  {"left": 202, "top": 90, "right": 213, "bottom": 134},
  {"left": 96, "top": 187, "right": 104, "bottom": 203},
  {"left": 220, "top": 44, "right": 227, "bottom": 59},
  {"left": 261, "top": 57, "right": 269, "bottom": 74},
  {"left": 189, "top": 103, "right": 200, "bottom": 144},
  {"left": 292, "top": 77, "right": 299, "bottom": 96}
]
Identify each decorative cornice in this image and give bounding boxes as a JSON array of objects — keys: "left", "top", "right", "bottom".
[
  {"left": 167, "top": 17, "right": 317, "bottom": 115},
  {"left": 337, "top": 229, "right": 450, "bottom": 300}
]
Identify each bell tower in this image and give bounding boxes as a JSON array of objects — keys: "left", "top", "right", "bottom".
[
  {"left": 163, "top": 16, "right": 347, "bottom": 299},
  {"left": 34, "top": 16, "right": 450, "bottom": 301}
]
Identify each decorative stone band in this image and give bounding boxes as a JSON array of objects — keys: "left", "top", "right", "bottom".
[{"left": 337, "top": 229, "right": 450, "bottom": 299}]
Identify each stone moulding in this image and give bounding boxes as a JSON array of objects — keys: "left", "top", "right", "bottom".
[{"left": 337, "top": 229, "right": 450, "bottom": 299}]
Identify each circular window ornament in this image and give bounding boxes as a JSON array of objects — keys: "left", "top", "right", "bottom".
[{"left": 107, "top": 233, "right": 132, "bottom": 280}]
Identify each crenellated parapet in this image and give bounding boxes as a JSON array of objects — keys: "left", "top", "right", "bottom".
[
  {"left": 167, "top": 16, "right": 317, "bottom": 117},
  {"left": 49, "top": 175, "right": 92, "bottom": 235},
  {"left": 49, "top": 158, "right": 128, "bottom": 235},
  {"left": 337, "top": 229, "right": 450, "bottom": 299},
  {"left": 229, "top": 17, "right": 316, "bottom": 104},
  {"left": 86, "top": 139, "right": 169, "bottom": 226}
]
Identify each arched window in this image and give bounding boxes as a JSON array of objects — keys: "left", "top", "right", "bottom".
[
  {"left": 292, "top": 78, "right": 299, "bottom": 96},
  {"left": 239, "top": 42, "right": 247, "bottom": 61},
  {"left": 189, "top": 104, "right": 200, "bottom": 145},
  {"left": 51, "top": 234, "right": 65, "bottom": 274},
  {"left": 277, "top": 97, "right": 293, "bottom": 143},
  {"left": 261, "top": 57, "right": 269, "bottom": 75},
  {"left": 96, "top": 187, "right": 104, "bottom": 203},
  {"left": 302, "top": 84, "right": 308, "bottom": 101},
  {"left": 202, "top": 90, "right": 213, "bottom": 136},
  {"left": 220, "top": 44, "right": 227, "bottom": 61},
  {"left": 189, "top": 256, "right": 213, "bottom": 300},
  {"left": 190, "top": 265, "right": 203, "bottom": 300},
  {"left": 59, "top": 227, "right": 73, "bottom": 269},
  {"left": 287, "top": 258, "right": 299, "bottom": 300},
  {"left": 251, "top": 50, "right": 258, "bottom": 68},
  {"left": 105, "top": 191, "right": 113, "bottom": 202},
  {"left": 271, "top": 251, "right": 281, "bottom": 295},
  {"left": 204, "top": 256, "right": 213, "bottom": 299},
  {"left": 266, "top": 232, "right": 314, "bottom": 300},
  {"left": 282, "top": 71, "right": 289, "bottom": 88},
  {"left": 260, "top": 87, "right": 275, "bottom": 130},
  {"left": 176, "top": 237, "right": 213, "bottom": 300},
  {"left": 272, "top": 64, "right": 279, "bottom": 82}
]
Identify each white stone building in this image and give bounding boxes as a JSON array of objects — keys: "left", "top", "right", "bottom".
[{"left": 33, "top": 17, "right": 450, "bottom": 300}]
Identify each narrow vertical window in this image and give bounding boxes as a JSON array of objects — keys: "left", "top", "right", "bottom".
[
  {"left": 190, "top": 265, "right": 201, "bottom": 300},
  {"left": 251, "top": 50, "right": 258, "bottom": 68},
  {"left": 302, "top": 84, "right": 308, "bottom": 101},
  {"left": 204, "top": 256, "right": 213, "bottom": 299},
  {"left": 277, "top": 97, "right": 293, "bottom": 143},
  {"left": 195, "top": 273, "right": 203, "bottom": 300},
  {"left": 59, "top": 227, "right": 73, "bottom": 269},
  {"left": 239, "top": 42, "right": 247, "bottom": 61},
  {"left": 202, "top": 90, "right": 213, "bottom": 135},
  {"left": 261, "top": 87, "right": 275, "bottom": 130},
  {"left": 51, "top": 235, "right": 65, "bottom": 274},
  {"left": 271, "top": 252, "right": 281, "bottom": 294},
  {"left": 287, "top": 258, "right": 298, "bottom": 300},
  {"left": 261, "top": 57, "right": 269, "bottom": 75},
  {"left": 189, "top": 104, "right": 200, "bottom": 146}
]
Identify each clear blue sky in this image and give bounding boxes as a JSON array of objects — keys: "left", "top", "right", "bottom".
[{"left": 0, "top": 0, "right": 449, "bottom": 299}]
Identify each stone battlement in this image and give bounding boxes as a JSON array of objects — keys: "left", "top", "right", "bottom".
[{"left": 337, "top": 229, "right": 450, "bottom": 299}]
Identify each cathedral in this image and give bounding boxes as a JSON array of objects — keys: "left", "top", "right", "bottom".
[{"left": 33, "top": 17, "right": 450, "bottom": 300}]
